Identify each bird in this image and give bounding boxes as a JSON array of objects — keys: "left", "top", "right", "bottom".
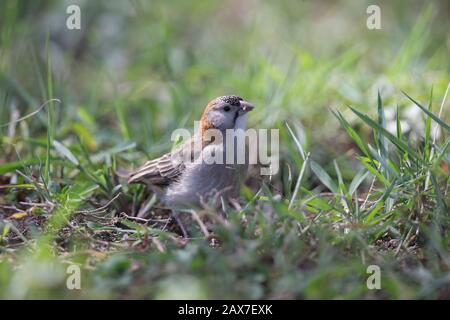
[{"left": 128, "top": 95, "right": 255, "bottom": 210}]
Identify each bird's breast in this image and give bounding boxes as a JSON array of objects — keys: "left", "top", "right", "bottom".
[{"left": 163, "top": 143, "right": 247, "bottom": 208}]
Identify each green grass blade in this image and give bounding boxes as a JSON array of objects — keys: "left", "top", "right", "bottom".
[
  {"left": 424, "top": 88, "right": 433, "bottom": 161},
  {"left": 396, "top": 105, "right": 402, "bottom": 140},
  {"left": 332, "top": 110, "right": 371, "bottom": 158},
  {"left": 289, "top": 152, "right": 310, "bottom": 209},
  {"left": 358, "top": 156, "right": 390, "bottom": 186},
  {"left": 52, "top": 140, "right": 79, "bottom": 166},
  {"left": 44, "top": 34, "right": 55, "bottom": 184},
  {"left": 377, "top": 91, "right": 388, "bottom": 161},
  {"left": 403, "top": 91, "right": 450, "bottom": 132},
  {"left": 364, "top": 177, "right": 397, "bottom": 223},
  {"left": 349, "top": 168, "right": 369, "bottom": 196},
  {"left": 348, "top": 106, "right": 422, "bottom": 161},
  {"left": 310, "top": 161, "right": 338, "bottom": 193}
]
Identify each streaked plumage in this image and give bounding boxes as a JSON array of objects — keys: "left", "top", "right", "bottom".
[{"left": 128, "top": 95, "right": 255, "bottom": 208}]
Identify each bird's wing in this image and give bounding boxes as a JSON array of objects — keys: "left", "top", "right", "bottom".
[
  {"left": 128, "top": 150, "right": 184, "bottom": 185},
  {"left": 128, "top": 139, "right": 195, "bottom": 186}
]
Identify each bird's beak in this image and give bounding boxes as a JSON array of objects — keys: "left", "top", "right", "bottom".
[{"left": 239, "top": 100, "right": 255, "bottom": 113}]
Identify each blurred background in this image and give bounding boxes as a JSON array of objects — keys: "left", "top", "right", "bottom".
[
  {"left": 1, "top": 0, "right": 448, "bottom": 158},
  {"left": 0, "top": 0, "right": 449, "bottom": 299}
]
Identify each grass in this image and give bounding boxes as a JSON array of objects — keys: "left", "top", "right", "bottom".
[{"left": 0, "top": 0, "right": 449, "bottom": 299}]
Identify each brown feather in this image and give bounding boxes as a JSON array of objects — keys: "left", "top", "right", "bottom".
[{"left": 128, "top": 96, "right": 241, "bottom": 191}]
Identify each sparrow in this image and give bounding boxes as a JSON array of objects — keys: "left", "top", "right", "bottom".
[{"left": 128, "top": 95, "right": 255, "bottom": 209}]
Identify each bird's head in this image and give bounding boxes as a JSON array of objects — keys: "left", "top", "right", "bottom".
[{"left": 200, "top": 95, "right": 255, "bottom": 135}]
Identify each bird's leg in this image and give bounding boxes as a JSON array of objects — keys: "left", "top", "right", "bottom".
[
  {"left": 228, "top": 197, "right": 242, "bottom": 211},
  {"left": 171, "top": 209, "right": 188, "bottom": 238}
]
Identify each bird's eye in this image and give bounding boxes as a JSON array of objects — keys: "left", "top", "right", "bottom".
[{"left": 223, "top": 106, "right": 231, "bottom": 112}]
